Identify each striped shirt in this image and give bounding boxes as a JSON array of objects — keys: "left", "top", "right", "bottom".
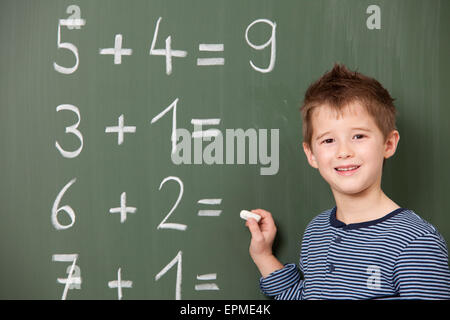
[{"left": 260, "top": 207, "right": 450, "bottom": 300}]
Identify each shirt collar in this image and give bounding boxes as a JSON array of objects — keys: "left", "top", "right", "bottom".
[{"left": 329, "top": 206, "right": 405, "bottom": 230}]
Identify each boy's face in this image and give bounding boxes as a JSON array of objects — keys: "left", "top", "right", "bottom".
[{"left": 302, "top": 101, "right": 399, "bottom": 198}]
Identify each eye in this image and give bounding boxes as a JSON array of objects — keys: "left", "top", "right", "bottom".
[
  {"left": 353, "top": 134, "right": 366, "bottom": 140},
  {"left": 321, "top": 138, "right": 334, "bottom": 144}
]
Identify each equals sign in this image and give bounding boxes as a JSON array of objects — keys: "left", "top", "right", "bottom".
[
  {"left": 197, "top": 44, "right": 225, "bottom": 66},
  {"left": 195, "top": 273, "right": 220, "bottom": 291},
  {"left": 59, "top": 18, "right": 86, "bottom": 28},
  {"left": 197, "top": 199, "right": 222, "bottom": 217}
]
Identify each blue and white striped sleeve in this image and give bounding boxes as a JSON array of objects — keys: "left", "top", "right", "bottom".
[
  {"left": 259, "top": 263, "right": 304, "bottom": 299},
  {"left": 393, "top": 232, "right": 450, "bottom": 299}
]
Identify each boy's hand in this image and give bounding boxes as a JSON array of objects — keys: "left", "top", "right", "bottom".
[
  {"left": 245, "top": 209, "right": 277, "bottom": 259},
  {"left": 245, "top": 209, "right": 283, "bottom": 277}
]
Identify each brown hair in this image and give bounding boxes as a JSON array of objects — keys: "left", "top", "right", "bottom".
[{"left": 300, "top": 63, "right": 397, "bottom": 149}]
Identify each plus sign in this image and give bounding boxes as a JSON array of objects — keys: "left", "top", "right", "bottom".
[
  {"left": 109, "top": 192, "right": 137, "bottom": 223},
  {"left": 105, "top": 114, "right": 136, "bottom": 145},
  {"left": 108, "top": 268, "right": 132, "bottom": 300},
  {"left": 99, "top": 34, "right": 133, "bottom": 64}
]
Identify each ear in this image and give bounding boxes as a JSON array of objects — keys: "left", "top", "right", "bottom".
[
  {"left": 384, "top": 130, "right": 400, "bottom": 159},
  {"left": 303, "top": 142, "right": 319, "bottom": 169}
]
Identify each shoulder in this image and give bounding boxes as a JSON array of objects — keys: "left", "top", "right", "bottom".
[
  {"left": 300, "top": 207, "right": 334, "bottom": 248},
  {"left": 387, "top": 209, "right": 447, "bottom": 250},
  {"left": 389, "top": 209, "right": 442, "bottom": 237},
  {"left": 303, "top": 207, "right": 334, "bottom": 235}
]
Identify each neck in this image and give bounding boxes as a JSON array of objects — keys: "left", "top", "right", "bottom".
[{"left": 332, "top": 184, "right": 400, "bottom": 225}]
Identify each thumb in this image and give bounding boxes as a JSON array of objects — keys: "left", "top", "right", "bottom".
[{"left": 246, "top": 218, "right": 264, "bottom": 241}]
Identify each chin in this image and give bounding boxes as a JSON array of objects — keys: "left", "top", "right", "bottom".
[
  {"left": 337, "top": 183, "right": 373, "bottom": 196},
  {"left": 342, "top": 188, "right": 366, "bottom": 196}
]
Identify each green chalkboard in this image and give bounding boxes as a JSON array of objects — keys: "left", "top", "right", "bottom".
[{"left": 1, "top": 0, "right": 449, "bottom": 299}]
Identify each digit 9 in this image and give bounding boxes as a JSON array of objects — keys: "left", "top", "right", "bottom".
[{"left": 245, "top": 19, "right": 277, "bottom": 73}]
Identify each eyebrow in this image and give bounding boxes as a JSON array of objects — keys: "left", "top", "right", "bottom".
[
  {"left": 315, "top": 127, "right": 372, "bottom": 141},
  {"left": 352, "top": 127, "right": 372, "bottom": 133},
  {"left": 315, "top": 131, "right": 331, "bottom": 141}
]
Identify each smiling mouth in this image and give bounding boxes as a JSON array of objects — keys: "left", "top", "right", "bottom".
[{"left": 335, "top": 165, "right": 361, "bottom": 175}]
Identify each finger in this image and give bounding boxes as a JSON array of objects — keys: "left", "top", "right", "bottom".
[
  {"left": 251, "top": 209, "right": 275, "bottom": 228},
  {"left": 251, "top": 209, "right": 272, "bottom": 220},
  {"left": 246, "top": 218, "right": 264, "bottom": 241}
]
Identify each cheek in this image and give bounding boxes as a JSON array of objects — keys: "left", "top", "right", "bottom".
[
  {"left": 359, "top": 143, "right": 385, "bottom": 169},
  {"left": 314, "top": 149, "right": 335, "bottom": 170}
]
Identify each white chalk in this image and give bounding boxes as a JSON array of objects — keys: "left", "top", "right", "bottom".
[{"left": 240, "top": 210, "right": 261, "bottom": 223}]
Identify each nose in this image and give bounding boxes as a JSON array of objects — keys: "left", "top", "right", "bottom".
[{"left": 337, "top": 141, "right": 354, "bottom": 159}]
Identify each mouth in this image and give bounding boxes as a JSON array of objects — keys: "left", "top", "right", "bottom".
[{"left": 334, "top": 165, "right": 361, "bottom": 176}]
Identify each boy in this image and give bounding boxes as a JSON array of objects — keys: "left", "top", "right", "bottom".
[{"left": 245, "top": 64, "right": 450, "bottom": 299}]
